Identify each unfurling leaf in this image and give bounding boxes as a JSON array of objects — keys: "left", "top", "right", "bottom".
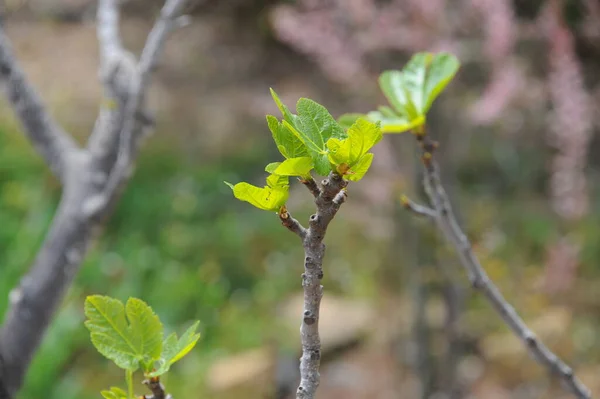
[
  {"left": 282, "top": 120, "right": 332, "bottom": 176},
  {"left": 326, "top": 118, "right": 381, "bottom": 181},
  {"left": 226, "top": 180, "right": 289, "bottom": 212},
  {"left": 265, "top": 162, "right": 281, "bottom": 173},
  {"left": 423, "top": 53, "right": 460, "bottom": 112},
  {"left": 270, "top": 88, "right": 299, "bottom": 127},
  {"left": 266, "top": 173, "right": 289, "bottom": 188},
  {"left": 296, "top": 98, "right": 346, "bottom": 144},
  {"left": 379, "top": 70, "right": 419, "bottom": 121},
  {"left": 376, "top": 52, "right": 459, "bottom": 131},
  {"left": 84, "top": 296, "right": 163, "bottom": 372},
  {"left": 266, "top": 115, "right": 307, "bottom": 159},
  {"left": 269, "top": 90, "right": 350, "bottom": 176},
  {"left": 367, "top": 110, "right": 424, "bottom": 134},
  {"left": 345, "top": 153, "right": 373, "bottom": 182},
  {"left": 273, "top": 157, "right": 314, "bottom": 177},
  {"left": 149, "top": 321, "right": 201, "bottom": 377}
]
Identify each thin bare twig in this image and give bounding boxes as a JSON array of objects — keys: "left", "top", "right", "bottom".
[
  {"left": 85, "top": 0, "right": 189, "bottom": 217},
  {"left": 280, "top": 208, "right": 307, "bottom": 240},
  {"left": 414, "top": 136, "right": 591, "bottom": 399},
  {"left": 281, "top": 173, "right": 347, "bottom": 399},
  {"left": 400, "top": 194, "right": 436, "bottom": 219},
  {"left": 0, "top": 26, "right": 78, "bottom": 182},
  {"left": 96, "top": 0, "right": 123, "bottom": 60}
]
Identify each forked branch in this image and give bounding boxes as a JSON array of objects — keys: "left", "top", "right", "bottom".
[
  {"left": 0, "top": 1, "right": 191, "bottom": 397},
  {"left": 412, "top": 135, "right": 591, "bottom": 399},
  {"left": 0, "top": 27, "right": 78, "bottom": 182}
]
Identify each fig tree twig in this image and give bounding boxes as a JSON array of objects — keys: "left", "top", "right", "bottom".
[
  {"left": 412, "top": 135, "right": 591, "bottom": 399},
  {"left": 279, "top": 172, "right": 348, "bottom": 399}
]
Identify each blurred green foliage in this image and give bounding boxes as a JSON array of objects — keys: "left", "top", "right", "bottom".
[
  {"left": 2, "top": 95, "right": 600, "bottom": 398},
  {"left": 0, "top": 115, "right": 381, "bottom": 398}
]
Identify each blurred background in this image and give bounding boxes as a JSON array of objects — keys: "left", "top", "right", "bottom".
[{"left": 1, "top": 0, "right": 600, "bottom": 398}]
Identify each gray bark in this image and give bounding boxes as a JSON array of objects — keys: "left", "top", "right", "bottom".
[
  {"left": 404, "top": 135, "right": 591, "bottom": 399},
  {"left": 0, "top": 1, "right": 191, "bottom": 396},
  {"left": 280, "top": 173, "right": 348, "bottom": 399}
]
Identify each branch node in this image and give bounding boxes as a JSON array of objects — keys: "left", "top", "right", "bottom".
[
  {"left": 416, "top": 143, "right": 591, "bottom": 398},
  {"left": 279, "top": 208, "right": 307, "bottom": 239},
  {"left": 332, "top": 189, "right": 347, "bottom": 207},
  {"left": 303, "top": 310, "right": 316, "bottom": 325},
  {"left": 524, "top": 333, "right": 537, "bottom": 348},
  {"left": 299, "top": 177, "right": 320, "bottom": 197},
  {"left": 400, "top": 194, "right": 436, "bottom": 218}
]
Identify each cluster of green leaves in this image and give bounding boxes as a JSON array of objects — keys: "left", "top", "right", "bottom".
[
  {"left": 226, "top": 89, "right": 382, "bottom": 212},
  {"left": 341, "top": 52, "right": 460, "bottom": 134},
  {"left": 84, "top": 295, "right": 200, "bottom": 399}
]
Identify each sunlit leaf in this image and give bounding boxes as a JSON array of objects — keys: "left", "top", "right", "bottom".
[
  {"left": 296, "top": 98, "right": 346, "bottom": 143},
  {"left": 423, "top": 53, "right": 460, "bottom": 112},
  {"left": 266, "top": 115, "right": 307, "bottom": 159},
  {"left": 266, "top": 173, "right": 289, "bottom": 188},
  {"left": 270, "top": 88, "right": 299, "bottom": 127},
  {"left": 346, "top": 153, "right": 373, "bottom": 182},
  {"left": 337, "top": 113, "right": 364, "bottom": 129},
  {"left": 367, "top": 111, "right": 424, "bottom": 134},
  {"left": 282, "top": 120, "right": 332, "bottom": 176},
  {"left": 226, "top": 181, "right": 289, "bottom": 212},
  {"left": 376, "top": 52, "right": 460, "bottom": 129},
  {"left": 84, "top": 296, "right": 163, "bottom": 372},
  {"left": 273, "top": 157, "right": 314, "bottom": 177},
  {"left": 326, "top": 118, "right": 381, "bottom": 180},
  {"left": 265, "top": 162, "right": 281, "bottom": 173},
  {"left": 279, "top": 98, "right": 346, "bottom": 176},
  {"left": 379, "top": 70, "right": 419, "bottom": 120},
  {"left": 149, "top": 321, "right": 201, "bottom": 377},
  {"left": 313, "top": 153, "right": 333, "bottom": 176}
]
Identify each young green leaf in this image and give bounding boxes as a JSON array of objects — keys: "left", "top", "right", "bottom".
[
  {"left": 265, "top": 162, "right": 281, "bottom": 173},
  {"left": 226, "top": 181, "right": 289, "bottom": 212},
  {"left": 378, "top": 70, "right": 418, "bottom": 120},
  {"left": 273, "top": 157, "right": 314, "bottom": 177},
  {"left": 326, "top": 118, "right": 382, "bottom": 181},
  {"left": 266, "top": 173, "right": 289, "bottom": 188},
  {"left": 346, "top": 152, "right": 373, "bottom": 182},
  {"left": 84, "top": 296, "right": 164, "bottom": 372},
  {"left": 376, "top": 52, "right": 460, "bottom": 130},
  {"left": 266, "top": 115, "right": 308, "bottom": 159},
  {"left": 277, "top": 98, "right": 345, "bottom": 176},
  {"left": 367, "top": 110, "right": 424, "bottom": 134},
  {"left": 270, "top": 88, "right": 299, "bottom": 127},
  {"left": 399, "top": 53, "right": 430, "bottom": 113},
  {"left": 423, "top": 53, "right": 460, "bottom": 112},
  {"left": 377, "top": 106, "right": 399, "bottom": 118},
  {"left": 296, "top": 98, "right": 346, "bottom": 143},
  {"left": 282, "top": 120, "right": 332, "bottom": 176},
  {"left": 126, "top": 298, "right": 164, "bottom": 371},
  {"left": 337, "top": 113, "right": 364, "bottom": 130},
  {"left": 149, "top": 321, "right": 201, "bottom": 377},
  {"left": 101, "top": 387, "right": 128, "bottom": 399}
]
